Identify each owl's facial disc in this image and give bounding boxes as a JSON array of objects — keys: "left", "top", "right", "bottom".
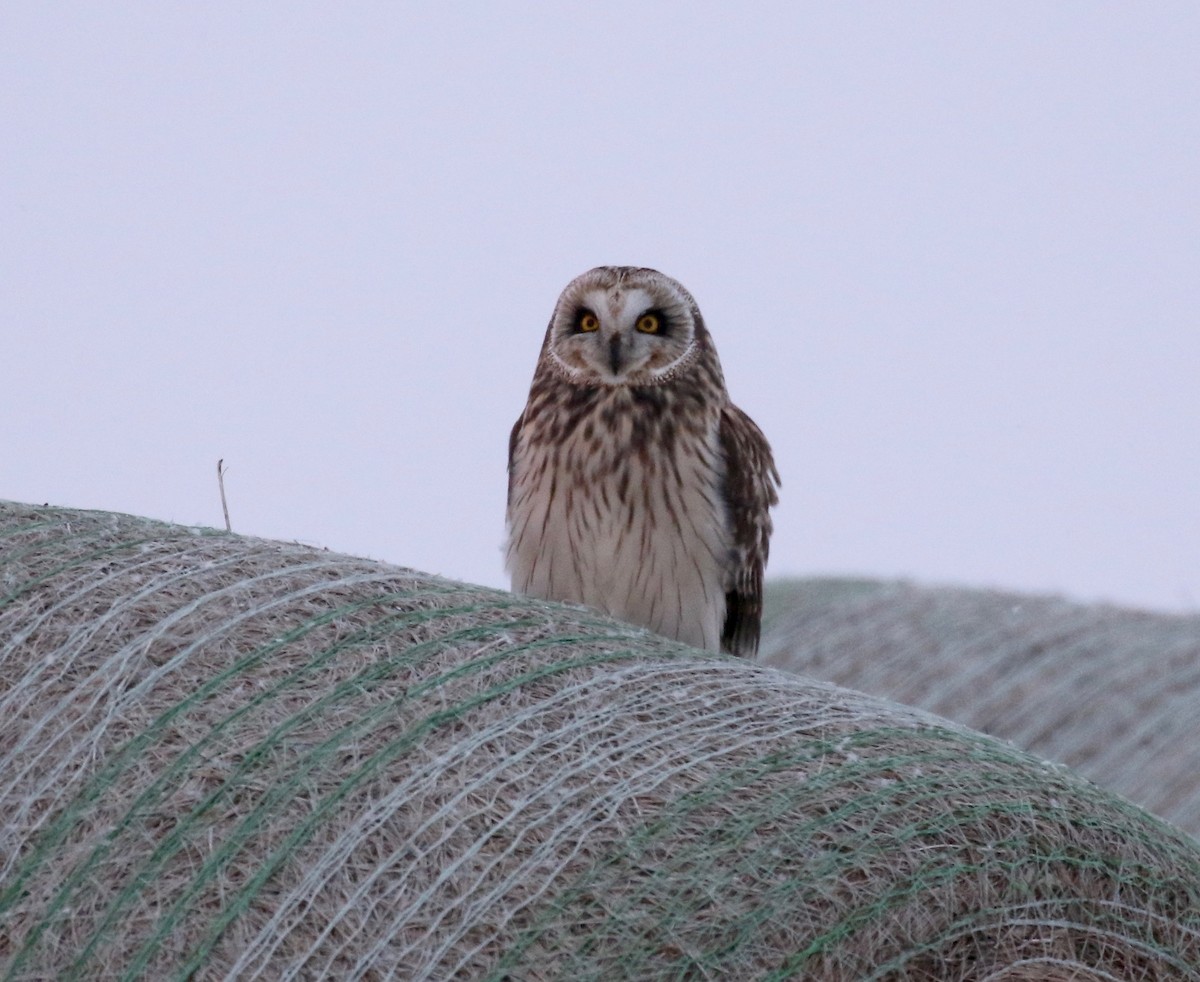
[{"left": 549, "top": 285, "right": 697, "bottom": 386}]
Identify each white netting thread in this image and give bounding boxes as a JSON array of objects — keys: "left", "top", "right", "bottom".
[
  {"left": 3, "top": 502, "right": 1200, "bottom": 981},
  {"left": 761, "top": 579, "right": 1200, "bottom": 837}
]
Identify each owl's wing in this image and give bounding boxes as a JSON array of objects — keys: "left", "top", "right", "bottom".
[
  {"left": 506, "top": 412, "right": 525, "bottom": 509},
  {"left": 718, "top": 404, "right": 780, "bottom": 657}
]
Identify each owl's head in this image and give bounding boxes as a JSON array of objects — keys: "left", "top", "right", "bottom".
[{"left": 542, "top": 266, "right": 711, "bottom": 387}]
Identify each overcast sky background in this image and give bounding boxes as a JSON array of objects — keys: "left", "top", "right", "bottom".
[{"left": 3, "top": 4, "right": 1197, "bottom": 613}]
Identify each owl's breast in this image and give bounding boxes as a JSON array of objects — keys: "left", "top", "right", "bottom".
[{"left": 505, "top": 395, "right": 729, "bottom": 651}]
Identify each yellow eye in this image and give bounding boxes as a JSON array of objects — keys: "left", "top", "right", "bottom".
[
  {"left": 635, "top": 312, "right": 660, "bottom": 334},
  {"left": 578, "top": 311, "right": 600, "bottom": 332}
]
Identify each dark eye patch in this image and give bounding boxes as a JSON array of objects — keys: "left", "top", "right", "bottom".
[
  {"left": 574, "top": 308, "right": 600, "bottom": 333},
  {"left": 636, "top": 309, "right": 670, "bottom": 336}
]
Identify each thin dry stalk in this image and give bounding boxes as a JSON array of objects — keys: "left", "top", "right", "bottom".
[{"left": 216, "top": 458, "right": 232, "bottom": 532}]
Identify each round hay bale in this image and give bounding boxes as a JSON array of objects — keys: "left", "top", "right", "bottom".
[
  {"left": 760, "top": 579, "right": 1200, "bottom": 839},
  {"left": 3, "top": 501, "right": 1200, "bottom": 981}
]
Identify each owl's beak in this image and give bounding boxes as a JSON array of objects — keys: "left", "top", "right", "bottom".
[{"left": 608, "top": 334, "right": 623, "bottom": 375}]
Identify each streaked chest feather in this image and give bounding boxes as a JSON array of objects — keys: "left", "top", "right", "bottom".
[{"left": 506, "top": 396, "right": 730, "bottom": 651}]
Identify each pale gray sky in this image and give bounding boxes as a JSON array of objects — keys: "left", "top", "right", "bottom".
[{"left": 3, "top": 4, "right": 1198, "bottom": 611}]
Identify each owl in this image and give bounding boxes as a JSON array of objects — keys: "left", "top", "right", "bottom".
[{"left": 505, "top": 266, "right": 780, "bottom": 657}]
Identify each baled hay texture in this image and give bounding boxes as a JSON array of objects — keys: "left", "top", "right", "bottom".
[
  {"left": 2, "top": 502, "right": 1200, "bottom": 981},
  {"left": 760, "top": 579, "right": 1200, "bottom": 838}
]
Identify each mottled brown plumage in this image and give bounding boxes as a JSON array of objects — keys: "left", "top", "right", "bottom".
[{"left": 506, "top": 266, "right": 779, "bottom": 656}]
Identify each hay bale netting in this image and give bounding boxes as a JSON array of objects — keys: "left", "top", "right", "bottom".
[
  {"left": 3, "top": 503, "right": 1200, "bottom": 981},
  {"left": 760, "top": 579, "right": 1200, "bottom": 839}
]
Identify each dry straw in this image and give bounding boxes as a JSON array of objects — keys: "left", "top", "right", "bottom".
[
  {"left": 761, "top": 579, "right": 1200, "bottom": 839},
  {"left": 3, "top": 501, "right": 1200, "bottom": 980}
]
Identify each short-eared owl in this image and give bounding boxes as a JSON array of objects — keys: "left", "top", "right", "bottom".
[{"left": 505, "top": 266, "right": 780, "bottom": 657}]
